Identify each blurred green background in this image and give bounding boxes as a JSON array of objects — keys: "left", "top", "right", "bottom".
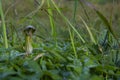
[{"left": 1, "top": 0, "right": 120, "bottom": 40}]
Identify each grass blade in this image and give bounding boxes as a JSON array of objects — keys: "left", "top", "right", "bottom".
[
  {"left": 0, "top": 0, "right": 8, "bottom": 48},
  {"left": 79, "top": 16, "right": 96, "bottom": 44},
  {"left": 47, "top": 0, "right": 57, "bottom": 45},
  {"left": 68, "top": 28, "right": 77, "bottom": 58}
]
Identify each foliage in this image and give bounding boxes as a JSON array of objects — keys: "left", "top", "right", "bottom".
[{"left": 0, "top": 0, "right": 120, "bottom": 80}]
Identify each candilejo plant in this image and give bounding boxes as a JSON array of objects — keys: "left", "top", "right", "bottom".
[{"left": 24, "top": 25, "right": 35, "bottom": 55}]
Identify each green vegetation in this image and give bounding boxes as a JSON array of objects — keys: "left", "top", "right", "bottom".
[
  {"left": 0, "top": 0, "right": 120, "bottom": 80},
  {"left": 0, "top": 0, "right": 8, "bottom": 48}
]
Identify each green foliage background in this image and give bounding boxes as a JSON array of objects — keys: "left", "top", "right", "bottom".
[{"left": 0, "top": 0, "right": 120, "bottom": 80}]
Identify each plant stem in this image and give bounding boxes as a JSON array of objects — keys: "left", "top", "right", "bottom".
[
  {"left": 0, "top": 0, "right": 8, "bottom": 48},
  {"left": 26, "top": 36, "right": 33, "bottom": 54}
]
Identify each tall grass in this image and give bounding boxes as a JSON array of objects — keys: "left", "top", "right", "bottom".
[
  {"left": 80, "top": 0, "right": 119, "bottom": 45},
  {"left": 47, "top": 0, "right": 57, "bottom": 45},
  {"left": 0, "top": 0, "right": 8, "bottom": 48},
  {"left": 51, "top": 0, "right": 85, "bottom": 43},
  {"left": 69, "top": 0, "right": 78, "bottom": 58}
]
